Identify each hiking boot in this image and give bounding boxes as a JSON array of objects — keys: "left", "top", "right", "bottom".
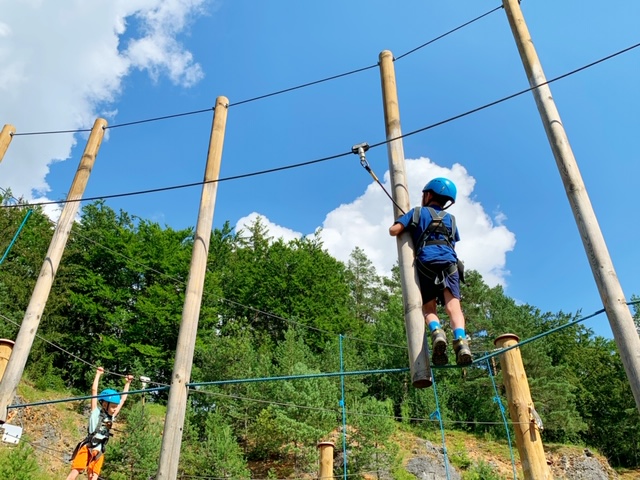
[
  {"left": 430, "top": 328, "right": 448, "bottom": 366},
  {"left": 453, "top": 338, "right": 473, "bottom": 366}
]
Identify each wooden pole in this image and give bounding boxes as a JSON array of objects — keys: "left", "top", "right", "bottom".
[
  {"left": 494, "top": 334, "right": 551, "bottom": 480},
  {"left": 379, "top": 50, "right": 432, "bottom": 388},
  {"left": 317, "top": 441, "right": 335, "bottom": 480},
  {"left": 0, "top": 340, "right": 15, "bottom": 382},
  {"left": 502, "top": 0, "right": 640, "bottom": 414},
  {"left": 0, "top": 125, "right": 16, "bottom": 164},
  {"left": 0, "top": 119, "right": 107, "bottom": 422},
  {"left": 156, "top": 96, "right": 229, "bottom": 480}
]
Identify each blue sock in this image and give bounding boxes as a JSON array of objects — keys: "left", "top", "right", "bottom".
[
  {"left": 428, "top": 321, "right": 441, "bottom": 332},
  {"left": 453, "top": 328, "right": 466, "bottom": 340}
]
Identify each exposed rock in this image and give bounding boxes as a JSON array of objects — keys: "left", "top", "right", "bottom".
[
  {"left": 405, "top": 440, "right": 461, "bottom": 480},
  {"left": 548, "top": 451, "right": 619, "bottom": 480},
  {"left": 403, "top": 438, "right": 621, "bottom": 480}
]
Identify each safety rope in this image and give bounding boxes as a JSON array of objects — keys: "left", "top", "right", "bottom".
[
  {"left": 0, "top": 209, "right": 32, "bottom": 266},
  {"left": 486, "top": 356, "right": 518, "bottom": 479},
  {"left": 430, "top": 369, "right": 451, "bottom": 480}
]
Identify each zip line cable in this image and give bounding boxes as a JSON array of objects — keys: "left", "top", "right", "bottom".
[
  {"left": 0, "top": 311, "right": 143, "bottom": 383},
  {"left": 228, "top": 63, "right": 378, "bottom": 108},
  {"left": 6, "top": 380, "right": 530, "bottom": 427},
  {"left": 3, "top": 202, "right": 637, "bottom": 373},
  {"left": 7, "top": 301, "right": 638, "bottom": 422},
  {"left": 65, "top": 215, "right": 405, "bottom": 350},
  {"left": 219, "top": 295, "right": 405, "bottom": 349},
  {"left": 0, "top": 216, "right": 405, "bottom": 388},
  {"left": 367, "top": 40, "right": 640, "bottom": 149},
  {"left": 0, "top": 150, "right": 352, "bottom": 208},
  {"left": 2, "top": 39, "right": 638, "bottom": 211},
  {"left": 393, "top": 5, "right": 502, "bottom": 61},
  {"left": 1, "top": 213, "right": 636, "bottom": 382},
  {"left": 0, "top": 189, "right": 407, "bottom": 351},
  {"left": 188, "top": 386, "right": 532, "bottom": 426},
  {"left": 105, "top": 107, "right": 215, "bottom": 130},
  {"left": 0, "top": 222, "right": 406, "bottom": 379},
  {"left": 10, "top": 6, "right": 502, "bottom": 137},
  {"left": 0, "top": 214, "right": 167, "bottom": 382}
]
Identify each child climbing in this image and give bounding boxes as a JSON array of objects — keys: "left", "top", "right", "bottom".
[
  {"left": 389, "top": 177, "right": 472, "bottom": 367},
  {"left": 66, "top": 367, "right": 133, "bottom": 480}
]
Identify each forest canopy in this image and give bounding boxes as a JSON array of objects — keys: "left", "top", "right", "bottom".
[{"left": 0, "top": 197, "right": 639, "bottom": 477}]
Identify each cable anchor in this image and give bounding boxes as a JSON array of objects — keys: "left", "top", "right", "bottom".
[
  {"left": 351, "top": 141, "right": 405, "bottom": 214},
  {"left": 351, "top": 142, "right": 370, "bottom": 170}
]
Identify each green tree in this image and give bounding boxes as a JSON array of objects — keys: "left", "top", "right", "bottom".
[
  {"left": 194, "top": 320, "right": 274, "bottom": 445},
  {"left": 48, "top": 201, "right": 193, "bottom": 387},
  {"left": 346, "top": 247, "right": 389, "bottom": 324},
  {"left": 0, "top": 442, "right": 42, "bottom": 480},
  {"left": 247, "top": 329, "right": 340, "bottom": 473},
  {"left": 180, "top": 410, "right": 251, "bottom": 479},
  {"left": 0, "top": 199, "right": 54, "bottom": 342},
  {"left": 106, "top": 403, "right": 162, "bottom": 480},
  {"left": 218, "top": 219, "right": 355, "bottom": 348},
  {"left": 568, "top": 336, "right": 640, "bottom": 466},
  {"left": 348, "top": 397, "right": 398, "bottom": 478}
]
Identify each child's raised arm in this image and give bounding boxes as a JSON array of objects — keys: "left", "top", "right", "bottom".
[
  {"left": 91, "top": 367, "right": 104, "bottom": 410},
  {"left": 113, "top": 375, "right": 134, "bottom": 417}
]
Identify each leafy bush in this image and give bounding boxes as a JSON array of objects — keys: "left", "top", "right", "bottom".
[
  {"left": 0, "top": 442, "right": 44, "bottom": 480},
  {"left": 462, "top": 460, "right": 504, "bottom": 480}
]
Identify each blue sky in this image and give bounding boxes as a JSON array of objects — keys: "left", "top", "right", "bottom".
[{"left": 1, "top": 1, "right": 638, "bottom": 340}]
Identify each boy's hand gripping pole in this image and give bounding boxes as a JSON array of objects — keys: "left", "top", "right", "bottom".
[{"left": 351, "top": 142, "right": 405, "bottom": 214}]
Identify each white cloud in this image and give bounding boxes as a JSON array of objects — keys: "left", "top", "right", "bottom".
[
  {"left": 236, "top": 212, "right": 302, "bottom": 244},
  {"left": 236, "top": 157, "right": 517, "bottom": 287},
  {"left": 0, "top": 0, "right": 208, "bottom": 205}
]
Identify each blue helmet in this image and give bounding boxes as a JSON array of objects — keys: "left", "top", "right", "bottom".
[
  {"left": 422, "top": 177, "right": 457, "bottom": 204},
  {"left": 99, "top": 389, "right": 121, "bottom": 405}
]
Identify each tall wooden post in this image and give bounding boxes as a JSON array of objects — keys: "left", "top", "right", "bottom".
[
  {"left": 502, "top": 0, "right": 640, "bottom": 414},
  {"left": 379, "top": 50, "right": 432, "bottom": 388},
  {"left": 156, "top": 97, "right": 229, "bottom": 480},
  {"left": 0, "top": 125, "right": 16, "bottom": 164},
  {"left": 0, "top": 119, "right": 107, "bottom": 422},
  {"left": 317, "top": 441, "right": 335, "bottom": 480},
  {"left": 494, "top": 334, "right": 550, "bottom": 480}
]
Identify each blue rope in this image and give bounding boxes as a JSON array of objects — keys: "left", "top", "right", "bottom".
[
  {"left": 436, "top": 300, "right": 640, "bottom": 369},
  {"left": 6, "top": 386, "right": 169, "bottom": 409},
  {"left": 339, "top": 334, "right": 348, "bottom": 480},
  {"left": 431, "top": 370, "right": 451, "bottom": 480},
  {"left": 189, "top": 367, "right": 409, "bottom": 387},
  {"left": 0, "top": 209, "right": 32, "bottom": 266},
  {"left": 487, "top": 357, "right": 518, "bottom": 479}
]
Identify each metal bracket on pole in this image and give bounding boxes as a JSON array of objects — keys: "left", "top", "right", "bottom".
[
  {"left": 140, "top": 376, "right": 150, "bottom": 404},
  {"left": 352, "top": 141, "right": 405, "bottom": 215},
  {"left": 351, "top": 142, "right": 370, "bottom": 169}
]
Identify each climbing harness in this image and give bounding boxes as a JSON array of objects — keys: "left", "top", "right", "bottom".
[
  {"left": 351, "top": 141, "right": 465, "bottom": 283},
  {"left": 410, "top": 206, "right": 465, "bottom": 285},
  {"left": 410, "top": 206, "right": 456, "bottom": 251},
  {"left": 70, "top": 408, "right": 114, "bottom": 467}
]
